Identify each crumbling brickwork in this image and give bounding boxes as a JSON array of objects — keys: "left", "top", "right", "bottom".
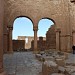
[
  {"left": 31, "top": 37, "right": 46, "bottom": 51},
  {"left": 46, "top": 25, "right": 56, "bottom": 49},
  {"left": 31, "top": 25, "right": 56, "bottom": 51},
  {"left": 37, "top": 37, "right": 46, "bottom": 51},
  {"left": 13, "top": 40, "right": 25, "bottom": 51}
]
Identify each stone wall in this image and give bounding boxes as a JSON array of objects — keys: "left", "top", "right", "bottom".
[
  {"left": 46, "top": 25, "right": 56, "bottom": 49},
  {"left": 3, "top": 0, "right": 75, "bottom": 52},
  {"left": 31, "top": 25, "right": 56, "bottom": 51},
  {"left": 37, "top": 37, "right": 46, "bottom": 51},
  {"left": 13, "top": 40, "right": 25, "bottom": 51},
  {"left": 31, "top": 37, "right": 46, "bottom": 51},
  {"left": 18, "top": 36, "right": 46, "bottom": 49},
  {"left": 0, "top": 0, "right": 5, "bottom": 74}
]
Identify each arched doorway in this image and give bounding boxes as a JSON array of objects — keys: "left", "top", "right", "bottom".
[
  {"left": 37, "top": 18, "right": 55, "bottom": 51},
  {"left": 8, "top": 17, "right": 34, "bottom": 52}
]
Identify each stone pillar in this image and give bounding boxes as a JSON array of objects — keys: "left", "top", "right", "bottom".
[
  {"left": 56, "top": 28, "right": 61, "bottom": 51},
  {"left": 72, "top": 30, "right": 75, "bottom": 45},
  {"left": 33, "top": 27, "right": 38, "bottom": 53},
  {"left": 8, "top": 27, "right": 13, "bottom": 53}
]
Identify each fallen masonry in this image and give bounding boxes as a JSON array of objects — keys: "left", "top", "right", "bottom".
[
  {"left": 35, "top": 50, "right": 75, "bottom": 75},
  {"left": 3, "top": 50, "right": 75, "bottom": 75}
]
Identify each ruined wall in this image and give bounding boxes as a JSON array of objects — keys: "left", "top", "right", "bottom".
[
  {"left": 3, "top": 0, "right": 75, "bottom": 52},
  {"left": 31, "top": 37, "right": 46, "bottom": 51},
  {"left": 18, "top": 36, "right": 39, "bottom": 49},
  {"left": 13, "top": 40, "right": 25, "bottom": 51},
  {"left": 31, "top": 25, "right": 56, "bottom": 51},
  {"left": 37, "top": 37, "right": 46, "bottom": 51},
  {"left": 46, "top": 25, "right": 56, "bottom": 49}
]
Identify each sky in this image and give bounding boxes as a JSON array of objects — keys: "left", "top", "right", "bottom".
[{"left": 12, "top": 17, "right": 54, "bottom": 39}]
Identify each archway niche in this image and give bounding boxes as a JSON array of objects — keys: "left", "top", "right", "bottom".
[{"left": 9, "top": 16, "right": 34, "bottom": 52}]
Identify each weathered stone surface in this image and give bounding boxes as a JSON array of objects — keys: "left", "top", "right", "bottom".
[
  {"left": 3, "top": 0, "right": 75, "bottom": 52},
  {"left": 37, "top": 51, "right": 75, "bottom": 75},
  {"left": 46, "top": 25, "right": 56, "bottom": 49},
  {"left": 3, "top": 52, "right": 42, "bottom": 75},
  {"left": 13, "top": 40, "right": 25, "bottom": 51},
  {"left": 0, "top": 0, "right": 5, "bottom": 74}
]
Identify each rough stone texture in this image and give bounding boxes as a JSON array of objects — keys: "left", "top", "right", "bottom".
[
  {"left": 36, "top": 51, "right": 75, "bottom": 75},
  {"left": 37, "top": 37, "right": 46, "bottom": 51},
  {"left": 0, "top": 0, "right": 5, "bottom": 74},
  {"left": 18, "top": 36, "right": 39, "bottom": 49},
  {"left": 31, "top": 37, "right": 46, "bottom": 51},
  {"left": 0, "top": 0, "right": 75, "bottom": 75},
  {"left": 31, "top": 25, "right": 56, "bottom": 50},
  {"left": 13, "top": 40, "right": 25, "bottom": 51},
  {"left": 46, "top": 25, "right": 56, "bottom": 49},
  {"left": 3, "top": 0, "right": 75, "bottom": 52},
  {"left": 3, "top": 52, "right": 42, "bottom": 75},
  {"left": 18, "top": 36, "right": 46, "bottom": 50}
]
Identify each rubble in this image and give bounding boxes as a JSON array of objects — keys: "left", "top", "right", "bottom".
[
  {"left": 35, "top": 50, "right": 75, "bottom": 75},
  {"left": 3, "top": 50, "right": 75, "bottom": 75}
]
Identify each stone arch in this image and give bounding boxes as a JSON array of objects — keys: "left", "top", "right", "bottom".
[
  {"left": 7, "top": 15, "right": 34, "bottom": 53},
  {"left": 6, "top": 9, "right": 35, "bottom": 28},
  {"left": 12, "top": 15, "right": 34, "bottom": 28},
  {"left": 37, "top": 17, "right": 58, "bottom": 28},
  {"left": 38, "top": 17, "right": 55, "bottom": 36},
  {"left": 38, "top": 17, "right": 56, "bottom": 50},
  {"left": 8, "top": 15, "right": 34, "bottom": 28},
  {"left": 39, "top": 17, "right": 56, "bottom": 25}
]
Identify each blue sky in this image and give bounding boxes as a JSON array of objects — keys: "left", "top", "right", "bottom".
[{"left": 12, "top": 17, "right": 54, "bottom": 39}]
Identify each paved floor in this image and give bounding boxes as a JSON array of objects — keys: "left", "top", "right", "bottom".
[{"left": 3, "top": 52, "right": 42, "bottom": 75}]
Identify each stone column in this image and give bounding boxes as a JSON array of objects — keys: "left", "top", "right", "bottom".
[
  {"left": 8, "top": 27, "right": 13, "bottom": 53},
  {"left": 72, "top": 30, "right": 75, "bottom": 45},
  {"left": 33, "top": 27, "right": 38, "bottom": 53},
  {"left": 56, "top": 28, "right": 61, "bottom": 51}
]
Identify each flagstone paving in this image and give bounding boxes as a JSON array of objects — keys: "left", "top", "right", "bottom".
[{"left": 3, "top": 52, "right": 42, "bottom": 75}]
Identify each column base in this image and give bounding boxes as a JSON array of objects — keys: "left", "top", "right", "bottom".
[
  {"left": 0, "top": 71, "right": 6, "bottom": 75},
  {"left": 33, "top": 50, "right": 39, "bottom": 54}
]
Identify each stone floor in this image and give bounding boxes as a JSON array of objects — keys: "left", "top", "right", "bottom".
[
  {"left": 36, "top": 51, "right": 75, "bottom": 75},
  {"left": 3, "top": 51, "right": 75, "bottom": 75},
  {"left": 3, "top": 52, "right": 42, "bottom": 75}
]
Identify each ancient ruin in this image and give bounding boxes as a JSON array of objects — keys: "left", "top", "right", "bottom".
[{"left": 0, "top": 0, "right": 75, "bottom": 75}]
